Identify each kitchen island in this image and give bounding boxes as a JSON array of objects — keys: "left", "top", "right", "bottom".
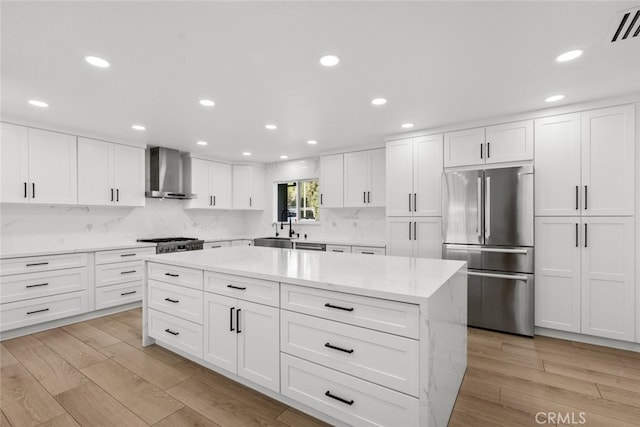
[{"left": 141, "top": 246, "right": 467, "bottom": 427}]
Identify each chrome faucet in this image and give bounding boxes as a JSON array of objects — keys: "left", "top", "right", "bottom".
[{"left": 271, "top": 222, "right": 279, "bottom": 237}]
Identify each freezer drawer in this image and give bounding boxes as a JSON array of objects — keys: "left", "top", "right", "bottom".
[
  {"left": 467, "top": 269, "right": 534, "bottom": 336},
  {"left": 443, "top": 244, "right": 534, "bottom": 273}
]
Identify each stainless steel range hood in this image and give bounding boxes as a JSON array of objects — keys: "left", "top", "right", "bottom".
[{"left": 145, "top": 147, "right": 196, "bottom": 199}]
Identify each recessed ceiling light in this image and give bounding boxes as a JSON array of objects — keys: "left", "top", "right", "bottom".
[
  {"left": 265, "top": 124, "right": 277, "bottom": 130},
  {"left": 307, "top": 140, "right": 318, "bottom": 145},
  {"left": 199, "top": 99, "right": 215, "bottom": 107},
  {"left": 197, "top": 141, "right": 208, "bottom": 146},
  {"left": 319, "top": 55, "right": 340, "bottom": 67},
  {"left": 280, "top": 155, "right": 289, "bottom": 159},
  {"left": 401, "top": 123, "right": 415, "bottom": 129},
  {"left": 545, "top": 94, "right": 565, "bottom": 103},
  {"left": 84, "top": 56, "right": 110, "bottom": 68},
  {"left": 242, "top": 152, "right": 251, "bottom": 156},
  {"left": 131, "top": 124, "right": 146, "bottom": 131},
  {"left": 371, "top": 98, "right": 387, "bottom": 106},
  {"left": 28, "top": 99, "right": 48, "bottom": 108},
  {"left": 556, "top": 50, "right": 583, "bottom": 62}
]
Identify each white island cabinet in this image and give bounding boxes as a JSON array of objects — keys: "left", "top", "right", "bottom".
[{"left": 142, "top": 246, "right": 467, "bottom": 427}]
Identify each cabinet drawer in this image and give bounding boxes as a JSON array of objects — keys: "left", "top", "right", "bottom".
[
  {"left": 281, "top": 354, "right": 419, "bottom": 427},
  {"left": 95, "top": 282, "right": 142, "bottom": 310},
  {"left": 204, "top": 241, "right": 231, "bottom": 249},
  {"left": 1, "top": 253, "right": 88, "bottom": 276},
  {"left": 281, "top": 310, "right": 419, "bottom": 396},
  {"left": 148, "top": 309, "right": 203, "bottom": 358},
  {"left": 326, "top": 245, "right": 352, "bottom": 253},
  {"left": 147, "top": 262, "right": 203, "bottom": 290},
  {"left": 351, "top": 246, "right": 385, "bottom": 256},
  {"left": 0, "top": 267, "right": 88, "bottom": 304},
  {"left": 95, "top": 261, "right": 143, "bottom": 287},
  {"left": 205, "top": 272, "right": 279, "bottom": 307},
  {"left": 149, "top": 280, "right": 203, "bottom": 324},
  {"left": 95, "top": 247, "right": 156, "bottom": 265},
  {"left": 281, "top": 284, "right": 419, "bottom": 338},
  {"left": 0, "top": 291, "right": 88, "bottom": 332}
]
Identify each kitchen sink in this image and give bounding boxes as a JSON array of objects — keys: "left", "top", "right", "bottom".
[{"left": 253, "top": 237, "right": 294, "bottom": 249}]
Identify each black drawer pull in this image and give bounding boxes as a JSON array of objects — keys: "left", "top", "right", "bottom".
[
  {"left": 120, "top": 253, "right": 136, "bottom": 257},
  {"left": 26, "top": 283, "right": 48, "bottom": 288},
  {"left": 325, "top": 303, "right": 354, "bottom": 312},
  {"left": 27, "top": 308, "right": 49, "bottom": 315},
  {"left": 120, "top": 291, "right": 137, "bottom": 296},
  {"left": 332, "top": 250, "right": 344, "bottom": 253},
  {"left": 164, "top": 297, "right": 179, "bottom": 303},
  {"left": 361, "top": 251, "right": 375, "bottom": 255},
  {"left": 164, "top": 328, "right": 179, "bottom": 336},
  {"left": 325, "top": 391, "right": 354, "bottom": 406},
  {"left": 325, "top": 342, "right": 354, "bottom": 354},
  {"left": 26, "top": 262, "right": 49, "bottom": 267},
  {"left": 120, "top": 270, "right": 137, "bottom": 275},
  {"left": 227, "top": 284, "right": 247, "bottom": 290},
  {"left": 165, "top": 273, "right": 179, "bottom": 277},
  {"left": 210, "top": 245, "right": 222, "bottom": 248}
]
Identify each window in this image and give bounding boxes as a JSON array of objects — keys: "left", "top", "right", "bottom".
[{"left": 276, "top": 179, "right": 319, "bottom": 223}]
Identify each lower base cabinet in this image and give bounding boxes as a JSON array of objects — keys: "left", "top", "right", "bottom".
[
  {"left": 1, "top": 291, "right": 88, "bottom": 332},
  {"left": 148, "top": 308, "right": 203, "bottom": 358}
]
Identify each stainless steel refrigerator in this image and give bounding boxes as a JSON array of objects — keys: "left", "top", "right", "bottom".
[{"left": 442, "top": 165, "right": 534, "bottom": 336}]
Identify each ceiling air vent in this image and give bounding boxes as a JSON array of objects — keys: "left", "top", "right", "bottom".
[{"left": 611, "top": 6, "right": 640, "bottom": 42}]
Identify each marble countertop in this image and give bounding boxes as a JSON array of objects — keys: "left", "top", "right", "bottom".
[
  {"left": 0, "top": 242, "right": 157, "bottom": 259},
  {"left": 146, "top": 246, "right": 466, "bottom": 303},
  {"left": 203, "top": 236, "right": 386, "bottom": 247}
]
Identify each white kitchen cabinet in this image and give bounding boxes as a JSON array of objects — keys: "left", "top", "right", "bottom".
[
  {"left": 535, "top": 216, "right": 635, "bottom": 341},
  {"left": 386, "top": 134, "right": 443, "bottom": 217},
  {"left": 204, "top": 292, "right": 279, "bottom": 392},
  {"left": 387, "top": 217, "right": 441, "bottom": 259},
  {"left": 344, "top": 149, "right": 385, "bottom": 208},
  {"left": 232, "top": 164, "right": 264, "bottom": 210},
  {"left": 0, "top": 123, "right": 29, "bottom": 203},
  {"left": 444, "top": 120, "right": 532, "bottom": 167},
  {"left": 78, "top": 138, "right": 145, "bottom": 207},
  {"left": 326, "top": 245, "right": 352, "bottom": 253},
  {"left": 184, "top": 157, "right": 232, "bottom": 209},
  {"left": 535, "top": 105, "right": 634, "bottom": 217},
  {"left": 319, "top": 154, "right": 344, "bottom": 208}
]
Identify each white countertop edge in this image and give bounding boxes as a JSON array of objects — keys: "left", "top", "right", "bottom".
[
  {"left": 0, "top": 242, "right": 157, "bottom": 259},
  {"left": 204, "top": 236, "right": 386, "bottom": 247}
]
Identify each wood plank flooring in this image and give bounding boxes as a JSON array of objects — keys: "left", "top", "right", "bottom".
[{"left": 1, "top": 309, "right": 639, "bottom": 426}]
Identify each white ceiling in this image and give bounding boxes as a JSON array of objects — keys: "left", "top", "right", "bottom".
[{"left": 2, "top": 1, "right": 639, "bottom": 163}]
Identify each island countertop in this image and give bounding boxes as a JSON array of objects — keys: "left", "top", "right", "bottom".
[{"left": 145, "top": 245, "right": 466, "bottom": 304}]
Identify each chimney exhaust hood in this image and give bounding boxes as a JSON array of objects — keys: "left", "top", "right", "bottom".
[{"left": 145, "top": 147, "right": 196, "bottom": 199}]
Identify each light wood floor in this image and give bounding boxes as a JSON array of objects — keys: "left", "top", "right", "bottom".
[{"left": 1, "top": 310, "right": 639, "bottom": 427}]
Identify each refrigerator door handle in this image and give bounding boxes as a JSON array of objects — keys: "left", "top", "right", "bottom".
[
  {"left": 467, "top": 271, "right": 528, "bottom": 281},
  {"left": 476, "top": 177, "right": 482, "bottom": 237},
  {"left": 485, "top": 176, "right": 491, "bottom": 238}
]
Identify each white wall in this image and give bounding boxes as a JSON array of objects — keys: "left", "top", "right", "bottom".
[{"left": 244, "top": 158, "right": 386, "bottom": 242}]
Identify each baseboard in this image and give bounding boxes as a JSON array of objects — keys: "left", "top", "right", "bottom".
[{"left": 535, "top": 327, "right": 640, "bottom": 353}]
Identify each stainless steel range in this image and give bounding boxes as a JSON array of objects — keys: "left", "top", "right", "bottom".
[{"left": 137, "top": 237, "right": 204, "bottom": 254}]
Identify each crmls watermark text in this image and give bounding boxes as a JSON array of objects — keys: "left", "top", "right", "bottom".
[{"left": 535, "top": 412, "right": 587, "bottom": 425}]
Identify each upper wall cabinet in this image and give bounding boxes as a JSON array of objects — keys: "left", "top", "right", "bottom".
[
  {"left": 443, "top": 120, "right": 533, "bottom": 167},
  {"left": 343, "top": 149, "right": 385, "bottom": 208},
  {"left": 78, "top": 137, "right": 145, "bottom": 207},
  {"left": 319, "top": 154, "right": 344, "bottom": 208},
  {"left": 233, "top": 164, "right": 264, "bottom": 210},
  {"left": 1, "top": 124, "right": 77, "bottom": 205},
  {"left": 535, "top": 105, "right": 635, "bottom": 216},
  {"left": 386, "top": 134, "right": 443, "bottom": 217},
  {"left": 184, "top": 157, "right": 232, "bottom": 210}
]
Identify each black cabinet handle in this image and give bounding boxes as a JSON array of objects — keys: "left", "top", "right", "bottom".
[
  {"left": 413, "top": 193, "right": 417, "bottom": 212},
  {"left": 575, "top": 223, "right": 578, "bottom": 247},
  {"left": 164, "top": 328, "right": 179, "bottom": 336},
  {"left": 480, "top": 143, "right": 483, "bottom": 159},
  {"left": 164, "top": 297, "right": 179, "bottom": 303},
  {"left": 27, "top": 308, "right": 49, "bottom": 315},
  {"left": 584, "top": 186, "right": 588, "bottom": 210},
  {"left": 227, "top": 284, "right": 247, "bottom": 290},
  {"left": 363, "top": 191, "right": 366, "bottom": 203},
  {"left": 408, "top": 193, "right": 412, "bottom": 212},
  {"left": 116, "top": 189, "right": 119, "bottom": 202},
  {"left": 236, "top": 308, "right": 241, "bottom": 333},
  {"left": 209, "top": 195, "right": 212, "bottom": 206},
  {"left": 26, "top": 283, "right": 48, "bottom": 288},
  {"left": 324, "top": 303, "right": 354, "bottom": 312},
  {"left": 324, "top": 391, "right": 354, "bottom": 406},
  {"left": 24, "top": 182, "right": 27, "bottom": 198},
  {"left": 111, "top": 188, "right": 114, "bottom": 202},
  {"left": 120, "top": 253, "right": 136, "bottom": 257},
  {"left": 249, "top": 197, "right": 252, "bottom": 207},
  {"left": 361, "top": 251, "right": 375, "bottom": 255},
  {"left": 332, "top": 250, "right": 344, "bottom": 253},
  {"left": 32, "top": 183, "right": 35, "bottom": 198},
  {"left": 26, "top": 262, "right": 49, "bottom": 267},
  {"left": 414, "top": 221, "right": 417, "bottom": 240},
  {"left": 575, "top": 186, "right": 579, "bottom": 210},
  {"left": 367, "top": 191, "right": 371, "bottom": 203},
  {"left": 324, "top": 342, "right": 354, "bottom": 354},
  {"left": 487, "top": 142, "right": 490, "bottom": 158},
  {"left": 320, "top": 193, "right": 323, "bottom": 205},
  {"left": 120, "top": 291, "right": 137, "bottom": 296},
  {"left": 120, "top": 270, "right": 137, "bottom": 275},
  {"left": 213, "top": 195, "right": 216, "bottom": 206},
  {"left": 164, "top": 273, "right": 179, "bottom": 277},
  {"left": 230, "top": 307, "right": 235, "bottom": 331},
  {"left": 584, "top": 223, "right": 588, "bottom": 248}
]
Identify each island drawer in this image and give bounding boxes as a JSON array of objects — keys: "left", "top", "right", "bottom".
[
  {"left": 0, "top": 291, "right": 88, "bottom": 332},
  {"left": 326, "top": 245, "right": 352, "bottom": 253},
  {"left": 95, "top": 282, "right": 142, "bottom": 310},
  {"left": 148, "top": 309, "right": 203, "bottom": 358},
  {"left": 95, "top": 247, "right": 156, "bottom": 265},
  {"left": 204, "top": 241, "right": 232, "bottom": 249},
  {"left": 205, "top": 272, "right": 279, "bottom": 307},
  {"left": 95, "top": 261, "right": 143, "bottom": 287},
  {"left": 351, "top": 246, "right": 386, "bottom": 256},
  {"left": 1, "top": 253, "right": 88, "bottom": 276},
  {"left": 149, "top": 280, "right": 203, "bottom": 324},
  {"left": 281, "top": 354, "right": 419, "bottom": 427},
  {"left": 0, "top": 267, "right": 88, "bottom": 304},
  {"left": 147, "top": 262, "right": 203, "bottom": 290},
  {"left": 281, "top": 310, "right": 419, "bottom": 396},
  {"left": 281, "top": 284, "right": 419, "bottom": 339}
]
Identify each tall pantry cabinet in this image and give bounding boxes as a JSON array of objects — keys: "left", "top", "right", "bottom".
[{"left": 534, "top": 104, "right": 636, "bottom": 342}]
